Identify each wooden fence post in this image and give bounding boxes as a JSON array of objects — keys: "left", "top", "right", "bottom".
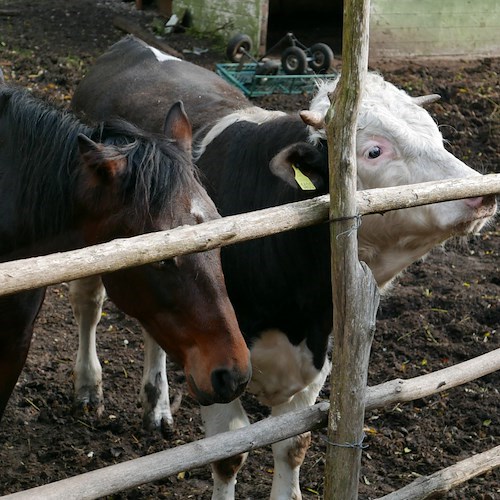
[{"left": 324, "top": 0, "right": 379, "bottom": 498}]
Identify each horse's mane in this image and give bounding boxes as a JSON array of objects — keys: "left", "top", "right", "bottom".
[{"left": 1, "top": 86, "right": 194, "bottom": 243}]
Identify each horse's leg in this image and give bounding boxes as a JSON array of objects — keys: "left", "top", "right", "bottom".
[
  {"left": 0, "top": 289, "right": 45, "bottom": 420},
  {"left": 200, "top": 399, "right": 250, "bottom": 500},
  {"left": 69, "top": 276, "right": 106, "bottom": 416},
  {"left": 140, "top": 329, "right": 180, "bottom": 432},
  {"left": 269, "top": 359, "right": 331, "bottom": 500}
]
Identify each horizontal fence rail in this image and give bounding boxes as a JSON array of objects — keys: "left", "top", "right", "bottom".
[
  {"left": 2, "top": 347, "right": 499, "bottom": 500},
  {"left": 0, "top": 174, "right": 499, "bottom": 297},
  {"left": 378, "top": 445, "right": 500, "bottom": 500}
]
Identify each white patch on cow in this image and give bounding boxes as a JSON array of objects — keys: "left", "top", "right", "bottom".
[
  {"left": 146, "top": 44, "right": 181, "bottom": 62},
  {"left": 194, "top": 107, "right": 287, "bottom": 160},
  {"left": 200, "top": 400, "right": 249, "bottom": 498},
  {"left": 201, "top": 399, "right": 249, "bottom": 437},
  {"left": 248, "top": 329, "right": 320, "bottom": 407},
  {"left": 269, "top": 358, "right": 330, "bottom": 499}
]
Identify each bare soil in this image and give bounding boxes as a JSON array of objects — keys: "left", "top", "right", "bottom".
[{"left": 0, "top": 1, "right": 498, "bottom": 498}]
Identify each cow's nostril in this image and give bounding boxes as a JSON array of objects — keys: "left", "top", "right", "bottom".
[{"left": 464, "top": 196, "right": 484, "bottom": 208}]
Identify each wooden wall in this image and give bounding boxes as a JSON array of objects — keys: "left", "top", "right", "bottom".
[{"left": 370, "top": 0, "right": 500, "bottom": 58}]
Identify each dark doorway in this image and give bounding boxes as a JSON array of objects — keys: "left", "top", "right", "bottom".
[{"left": 266, "top": 0, "right": 343, "bottom": 55}]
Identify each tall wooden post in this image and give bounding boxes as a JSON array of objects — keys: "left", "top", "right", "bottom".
[{"left": 324, "top": 0, "right": 379, "bottom": 499}]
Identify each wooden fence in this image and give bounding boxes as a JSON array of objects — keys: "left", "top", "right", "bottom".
[
  {"left": 0, "top": 175, "right": 499, "bottom": 297},
  {"left": 0, "top": 174, "right": 499, "bottom": 499},
  {"left": 1, "top": 0, "right": 499, "bottom": 496},
  {"left": 1, "top": 347, "right": 499, "bottom": 499}
]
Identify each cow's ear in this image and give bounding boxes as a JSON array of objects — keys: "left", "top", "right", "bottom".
[
  {"left": 163, "top": 101, "right": 192, "bottom": 155},
  {"left": 269, "top": 143, "right": 327, "bottom": 192}
]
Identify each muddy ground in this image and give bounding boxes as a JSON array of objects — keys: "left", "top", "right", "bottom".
[{"left": 0, "top": 0, "right": 498, "bottom": 498}]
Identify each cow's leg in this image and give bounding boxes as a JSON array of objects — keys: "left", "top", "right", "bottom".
[
  {"left": 200, "top": 399, "right": 250, "bottom": 500},
  {"left": 69, "top": 276, "right": 106, "bottom": 416},
  {"left": 0, "top": 289, "right": 45, "bottom": 420},
  {"left": 269, "top": 359, "right": 330, "bottom": 500},
  {"left": 140, "top": 329, "right": 178, "bottom": 431}
]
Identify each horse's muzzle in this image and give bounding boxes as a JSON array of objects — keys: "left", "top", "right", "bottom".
[{"left": 188, "top": 364, "right": 252, "bottom": 405}]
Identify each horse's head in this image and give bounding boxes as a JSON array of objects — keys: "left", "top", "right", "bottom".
[{"left": 74, "top": 102, "right": 251, "bottom": 405}]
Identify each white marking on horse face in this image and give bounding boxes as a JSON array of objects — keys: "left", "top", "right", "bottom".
[
  {"left": 248, "top": 329, "right": 320, "bottom": 407},
  {"left": 188, "top": 183, "right": 222, "bottom": 225},
  {"left": 147, "top": 44, "right": 181, "bottom": 62},
  {"left": 189, "top": 195, "right": 212, "bottom": 224}
]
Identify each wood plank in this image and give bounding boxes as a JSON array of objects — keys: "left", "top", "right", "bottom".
[
  {"left": 324, "top": 0, "right": 376, "bottom": 498},
  {"left": 1, "top": 402, "right": 330, "bottom": 499},
  {"left": 0, "top": 174, "right": 499, "bottom": 297},
  {"left": 372, "top": 0, "right": 492, "bottom": 14},
  {"left": 370, "top": 0, "right": 500, "bottom": 57},
  {"left": 378, "top": 445, "right": 500, "bottom": 499},
  {"left": 112, "top": 16, "right": 183, "bottom": 59},
  {"left": 4, "top": 346, "right": 500, "bottom": 499}
]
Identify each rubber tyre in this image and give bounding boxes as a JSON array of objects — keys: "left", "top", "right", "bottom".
[
  {"left": 308, "top": 43, "right": 334, "bottom": 73},
  {"left": 281, "top": 47, "right": 308, "bottom": 75},
  {"left": 226, "top": 33, "right": 253, "bottom": 62}
]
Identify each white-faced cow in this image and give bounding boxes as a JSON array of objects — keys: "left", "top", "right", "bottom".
[{"left": 70, "top": 36, "right": 497, "bottom": 499}]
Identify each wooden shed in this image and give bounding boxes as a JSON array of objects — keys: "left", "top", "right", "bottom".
[
  {"left": 370, "top": 0, "right": 499, "bottom": 59},
  {"left": 171, "top": 0, "right": 500, "bottom": 60}
]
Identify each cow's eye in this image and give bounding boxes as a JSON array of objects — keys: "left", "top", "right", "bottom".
[{"left": 367, "top": 146, "right": 382, "bottom": 159}]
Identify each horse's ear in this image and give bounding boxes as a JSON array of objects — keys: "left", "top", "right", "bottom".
[
  {"left": 163, "top": 101, "right": 192, "bottom": 155},
  {"left": 77, "top": 134, "right": 99, "bottom": 156},
  {"left": 77, "top": 133, "right": 126, "bottom": 184}
]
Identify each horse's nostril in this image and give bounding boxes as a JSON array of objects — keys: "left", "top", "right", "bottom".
[{"left": 211, "top": 368, "right": 244, "bottom": 402}]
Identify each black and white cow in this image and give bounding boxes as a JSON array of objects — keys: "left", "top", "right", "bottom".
[{"left": 70, "top": 36, "right": 497, "bottom": 499}]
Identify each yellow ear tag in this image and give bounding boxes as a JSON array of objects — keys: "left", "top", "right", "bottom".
[{"left": 291, "top": 164, "right": 316, "bottom": 191}]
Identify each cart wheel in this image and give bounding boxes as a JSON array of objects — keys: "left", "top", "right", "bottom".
[
  {"left": 226, "top": 33, "right": 253, "bottom": 62},
  {"left": 308, "top": 43, "right": 334, "bottom": 73},
  {"left": 281, "top": 47, "right": 308, "bottom": 75}
]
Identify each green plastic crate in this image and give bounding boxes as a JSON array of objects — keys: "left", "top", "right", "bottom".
[{"left": 216, "top": 63, "right": 338, "bottom": 98}]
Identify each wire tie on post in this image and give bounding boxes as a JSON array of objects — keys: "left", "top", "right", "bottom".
[
  {"left": 329, "top": 213, "right": 362, "bottom": 239},
  {"left": 322, "top": 432, "right": 368, "bottom": 450}
]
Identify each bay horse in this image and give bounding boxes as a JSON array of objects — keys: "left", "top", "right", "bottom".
[{"left": 0, "top": 75, "right": 250, "bottom": 423}]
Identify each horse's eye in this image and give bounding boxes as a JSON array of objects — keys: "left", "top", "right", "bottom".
[
  {"left": 367, "top": 146, "right": 382, "bottom": 159},
  {"left": 151, "top": 259, "right": 174, "bottom": 270}
]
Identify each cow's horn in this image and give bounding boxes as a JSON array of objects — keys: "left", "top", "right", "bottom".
[
  {"left": 413, "top": 94, "right": 441, "bottom": 106},
  {"left": 299, "top": 110, "right": 325, "bottom": 129}
]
